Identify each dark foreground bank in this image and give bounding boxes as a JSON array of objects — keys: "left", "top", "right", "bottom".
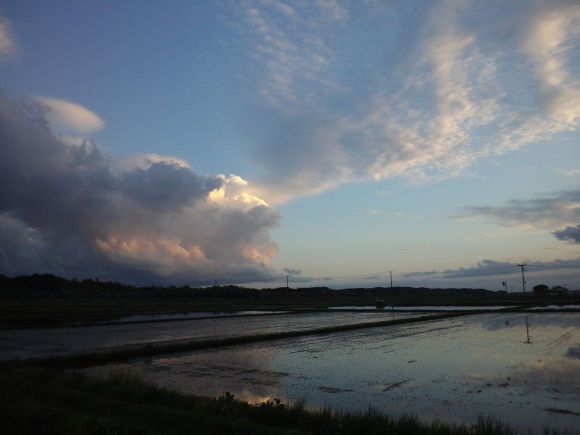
[{"left": 0, "top": 361, "right": 568, "bottom": 435}]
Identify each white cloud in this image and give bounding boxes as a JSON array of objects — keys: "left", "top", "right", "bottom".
[
  {"left": 559, "top": 169, "right": 580, "bottom": 178},
  {"left": 0, "top": 17, "right": 16, "bottom": 61},
  {"left": 227, "top": 1, "right": 580, "bottom": 205},
  {"left": 34, "top": 96, "right": 105, "bottom": 132},
  {"left": 521, "top": 2, "right": 580, "bottom": 125}
]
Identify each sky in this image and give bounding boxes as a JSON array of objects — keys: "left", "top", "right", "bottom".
[{"left": 0, "top": 0, "right": 579, "bottom": 291}]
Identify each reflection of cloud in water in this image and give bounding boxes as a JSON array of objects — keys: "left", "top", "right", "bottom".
[
  {"left": 84, "top": 312, "right": 580, "bottom": 433},
  {"left": 477, "top": 312, "right": 580, "bottom": 332},
  {"left": 566, "top": 347, "right": 580, "bottom": 359},
  {"left": 462, "top": 357, "right": 580, "bottom": 392},
  {"left": 104, "top": 345, "right": 285, "bottom": 404}
]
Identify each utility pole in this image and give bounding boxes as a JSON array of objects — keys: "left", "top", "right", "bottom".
[
  {"left": 517, "top": 264, "right": 527, "bottom": 294},
  {"left": 287, "top": 276, "right": 289, "bottom": 288},
  {"left": 390, "top": 271, "right": 392, "bottom": 288}
]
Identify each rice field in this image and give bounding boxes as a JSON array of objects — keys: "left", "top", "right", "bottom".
[{"left": 83, "top": 312, "right": 580, "bottom": 433}]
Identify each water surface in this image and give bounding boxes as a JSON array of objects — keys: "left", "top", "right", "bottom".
[
  {"left": 89, "top": 312, "right": 580, "bottom": 433},
  {"left": 0, "top": 310, "right": 425, "bottom": 360}
]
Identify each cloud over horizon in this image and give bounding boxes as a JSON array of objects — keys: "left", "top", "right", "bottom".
[{"left": 0, "top": 94, "right": 281, "bottom": 284}]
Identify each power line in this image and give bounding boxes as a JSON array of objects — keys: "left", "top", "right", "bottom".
[{"left": 178, "top": 261, "right": 579, "bottom": 289}]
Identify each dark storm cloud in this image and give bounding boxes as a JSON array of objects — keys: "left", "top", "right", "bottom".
[
  {"left": 0, "top": 93, "right": 281, "bottom": 284},
  {"left": 553, "top": 225, "right": 580, "bottom": 243}
]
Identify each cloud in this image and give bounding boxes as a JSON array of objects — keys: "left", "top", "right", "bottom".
[
  {"left": 360, "top": 209, "right": 380, "bottom": 215},
  {"left": 559, "top": 169, "right": 580, "bottom": 179},
  {"left": 223, "top": 1, "right": 580, "bottom": 204},
  {"left": 283, "top": 267, "right": 302, "bottom": 276},
  {"left": 455, "top": 188, "right": 580, "bottom": 231},
  {"left": 441, "top": 258, "right": 580, "bottom": 279},
  {"left": 113, "top": 154, "right": 191, "bottom": 172},
  {"left": 521, "top": 2, "right": 580, "bottom": 125},
  {"left": 0, "top": 16, "right": 16, "bottom": 61},
  {"left": 34, "top": 96, "right": 105, "bottom": 132},
  {"left": 402, "top": 271, "right": 437, "bottom": 278},
  {"left": 554, "top": 225, "right": 580, "bottom": 243},
  {"left": 0, "top": 94, "right": 281, "bottom": 284},
  {"left": 566, "top": 347, "right": 580, "bottom": 360}
]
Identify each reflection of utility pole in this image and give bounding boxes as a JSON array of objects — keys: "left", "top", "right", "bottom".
[
  {"left": 517, "top": 264, "right": 527, "bottom": 294},
  {"left": 525, "top": 316, "right": 531, "bottom": 343}
]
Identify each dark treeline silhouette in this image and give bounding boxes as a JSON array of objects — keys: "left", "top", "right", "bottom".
[{"left": 0, "top": 273, "right": 496, "bottom": 299}]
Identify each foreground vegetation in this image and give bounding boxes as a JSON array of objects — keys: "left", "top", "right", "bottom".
[{"left": 1, "top": 361, "right": 564, "bottom": 435}]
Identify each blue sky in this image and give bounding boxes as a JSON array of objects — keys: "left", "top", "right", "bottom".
[{"left": 0, "top": 0, "right": 579, "bottom": 290}]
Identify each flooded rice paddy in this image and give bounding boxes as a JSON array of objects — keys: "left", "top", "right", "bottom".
[
  {"left": 86, "top": 312, "right": 580, "bottom": 433},
  {"left": 97, "top": 310, "right": 288, "bottom": 324},
  {"left": 0, "top": 310, "right": 424, "bottom": 360},
  {"left": 330, "top": 305, "right": 510, "bottom": 310}
]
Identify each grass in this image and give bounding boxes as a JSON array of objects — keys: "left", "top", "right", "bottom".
[{"left": 1, "top": 361, "right": 563, "bottom": 435}]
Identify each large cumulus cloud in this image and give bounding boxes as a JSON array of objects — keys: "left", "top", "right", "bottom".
[{"left": 0, "top": 93, "right": 281, "bottom": 284}]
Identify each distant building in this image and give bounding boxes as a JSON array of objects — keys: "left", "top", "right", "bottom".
[{"left": 552, "top": 285, "right": 568, "bottom": 295}]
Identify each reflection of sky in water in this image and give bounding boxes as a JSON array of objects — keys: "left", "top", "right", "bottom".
[
  {"left": 330, "top": 306, "right": 509, "bottom": 310},
  {"left": 106, "top": 311, "right": 288, "bottom": 323},
  {"left": 97, "top": 313, "right": 580, "bottom": 433},
  {"left": 0, "top": 311, "right": 424, "bottom": 360}
]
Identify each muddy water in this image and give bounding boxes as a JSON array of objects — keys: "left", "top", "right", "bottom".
[
  {"left": 88, "top": 312, "right": 580, "bottom": 433},
  {"left": 0, "top": 310, "right": 424, "bottom": 360}
]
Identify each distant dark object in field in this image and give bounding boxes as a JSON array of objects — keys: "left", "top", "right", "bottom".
[
  {"left": 545, "top": 408, "right": 580, "bottom": 416},
  {"left": 383, "top": 379, "right": 412, "bottom": 391},
  {"left": 375, "top": 299, "right": 386, "bottom": 309}
]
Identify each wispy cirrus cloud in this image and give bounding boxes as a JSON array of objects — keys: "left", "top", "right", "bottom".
[
  {"left": 360, "top": 209, "right": 380, "bottom": 215},
  {"left": 0, "top": 15, "right": 16, "bottom": 61},
  {"left": 222, "top": 1, "right": 580, "bottom": 204}
]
